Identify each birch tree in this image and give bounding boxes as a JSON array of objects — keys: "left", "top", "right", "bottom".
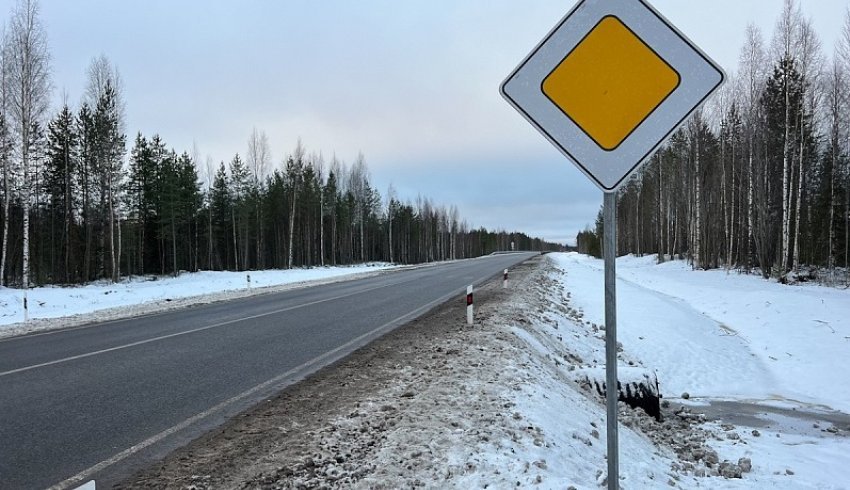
[
  {"left": 791, "top": 17, "right": 823, "bottom": 272},
  {"left": 771, "top": 0, "right": 802, "bottom": 276},
  {"left": 0, "top": 30, "right": 10, "bottom": 285},
  {"left": 285, "top": 140, "right": 304, "bottom": 269},
  {"left": 349, "top": 153, "right": 369, "bottom": 263},
  {"left": 840, "top": 7, "right": 850, "bottom": 277},
  {"left": 820, "top": 57, "right": 843, "bottom": 279},
  {"left": 85, "top": 55, "right": 125, "bottom": 282},
  {"left": 246, "top": 128, "right": 270, "bottom": 268},
  {"left": 738, "top": 24, "right": 767, "bottom": 272},
  {"left": 6, "top": 0, "right": 50, "bottom": 307}
]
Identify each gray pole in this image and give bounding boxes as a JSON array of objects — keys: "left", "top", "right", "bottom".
[{"left": 603, "top": 191, "right": 619, "bottom": 489}]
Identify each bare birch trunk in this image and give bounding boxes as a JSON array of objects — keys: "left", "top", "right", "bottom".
[
  {"left": 747, "top": 146, "right": 754, "bottom": 270},
  {"left": 694, "top": 131, "right": 702, "bottom": 269},
  {"left": 657, "top": 161, "right": 664, "bottom": 263},
  {"left": 792, "top": 131, "right": 804, "bottom": 272},
  {"left": 729, "top": 155, "right": 737, "bottom": 267},
  {"left": 1, "top": 161, "right": 9, "bottom": 285},
  {"left": 828, "top": 139, "right": 836, "bottom": 280},
  {"left": 780, "top": 65, "right": 792, "bottom": 276},
  {"left": 117, "top": 214, "right": 122, "bottom": 280},
  {"left": 721, "top": 132, "right": 729, "bottom": 269},
  {"left": 22, "top": 128, "right": 30, "bottom": 319}
]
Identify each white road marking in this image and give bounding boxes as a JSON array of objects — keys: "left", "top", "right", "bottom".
[
  {"left": 0, "top": 277, "right": 417, "bottom": 379},
  {"left": 50, "top": 286, "right": 458, "bottom": 490}
]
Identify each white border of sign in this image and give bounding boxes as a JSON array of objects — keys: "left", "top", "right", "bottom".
[{"left": 500, "top": 0, "right": 725, "bottom": 192}]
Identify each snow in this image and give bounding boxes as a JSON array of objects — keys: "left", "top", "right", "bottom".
[
  {"left": 516, "top": 252, "right": 850, "bottom": 488},
  {"left": 555, "top": 252, "right": 850, "bottom": 413},
  {"left": 8, "top": 252, "right": 849, "bottom": 488},
  {"left": 0, "top": 264, "right": 397, "bottom": 338},
  {"left": 573, "top": 366, "right": 660, "bottom": 398}
]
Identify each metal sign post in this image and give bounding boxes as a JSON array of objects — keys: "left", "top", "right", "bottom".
[
  {"left": 603, "top": 191, "right": 618, "bottom": 488},
  {"left": 500, "top": 1, "right": 724, "bottom": 487}
]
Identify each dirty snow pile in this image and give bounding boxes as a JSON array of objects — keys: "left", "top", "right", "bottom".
[{"left": 0, "top": 264, "right": 396, "bottom": 338}]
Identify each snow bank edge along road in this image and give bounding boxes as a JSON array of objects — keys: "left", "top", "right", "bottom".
[{"left": 0, "top": 263, "right": 398, "bottom": 339}]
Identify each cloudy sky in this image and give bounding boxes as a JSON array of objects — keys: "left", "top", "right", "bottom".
[{"left": 4, "top": 0, "right": 847, "bottom": 244}]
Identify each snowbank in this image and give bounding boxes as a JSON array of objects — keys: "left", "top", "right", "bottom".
[{"left": 0, "top": 264, "right": 397, "bottom": 338}]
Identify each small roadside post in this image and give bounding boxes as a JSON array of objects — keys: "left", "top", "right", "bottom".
[
  {"left": 503, "top": 269, "right": 509, "bottom": 289},
  {"left": 466, "top": 285, "right": 474, "bottom": 325},
  {"left": 500, "top": 0, "right": 724, "bottom": 487}
]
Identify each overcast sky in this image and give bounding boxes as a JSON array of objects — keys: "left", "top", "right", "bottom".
[{"left": 4, "top": 0, "right": 847, "bottom": 245}]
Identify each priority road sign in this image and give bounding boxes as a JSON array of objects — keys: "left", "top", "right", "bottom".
[
  {"left": 501, "top": 2, "right": 725, "bottom": 488},
  {"left": 501, "top": 0, "right": 725, "bottom": 192}
]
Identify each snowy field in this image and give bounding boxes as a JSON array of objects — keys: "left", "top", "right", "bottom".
[
  {"left": 0, "top": 263, "right": 397, "bottom": 338},
  {"left": 523, "top": 252, "right": 850, "bottom": 488},
  {"left": 557, "top": 252, "right": 850, "bottom": 413}
]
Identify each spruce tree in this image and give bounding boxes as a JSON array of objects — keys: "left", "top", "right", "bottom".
[
  {"left": 45, "top": 104, "right": 78, "bottom": 282},
  {"left": 210, "top": 161, "right": 231, "bottom": 270}
]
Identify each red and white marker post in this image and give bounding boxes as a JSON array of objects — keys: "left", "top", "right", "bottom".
[{"left": 466, "top": 285, "right": 474, "bottom": 325}]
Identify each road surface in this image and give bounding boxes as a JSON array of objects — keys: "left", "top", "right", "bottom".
[{"left": 0, "top": 253, "right": 536, "bottom": 489}]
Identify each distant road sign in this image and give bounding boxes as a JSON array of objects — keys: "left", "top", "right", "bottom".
[{"left": 501, "top": 0, "right": 725, "bottom": 192}]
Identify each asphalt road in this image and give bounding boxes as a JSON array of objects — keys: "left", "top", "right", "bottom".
[{"left": 0, "top": 253, "right": 536, "bottom": 490}]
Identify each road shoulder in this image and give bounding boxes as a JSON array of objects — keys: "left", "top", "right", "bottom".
[{"left": 119, "top": 255, "right": 719, "bottom": 488}]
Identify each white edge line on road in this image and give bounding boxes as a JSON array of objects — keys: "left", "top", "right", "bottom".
[
  {"left": 50, "top": 285, "right": 460, "bottom": 490},
  {"left": 0, "top": 278, "right": 416, "bottom": 379},
  {"left": 0, "top": 270, "right": 398, "bottom": 344}
]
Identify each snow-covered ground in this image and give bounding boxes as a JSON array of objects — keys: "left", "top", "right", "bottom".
[
  {"left": 0, "top": 264, "right": 397, "bottom": 338},
  {"left": 521, "top": 252, "right": 850, "bottom": 488},
  {"left": 183, "top": 252, "right": 848, "bottom": 489},
  {"left": 557, "top": 252, "right": 850, "bottom": 413},
  {"left": 11, "top": 253, "right": 849, "bottom": 488}
]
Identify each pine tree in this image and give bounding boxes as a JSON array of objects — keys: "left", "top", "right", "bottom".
[
  {"left": 228, "top": 154, "right": 249, "bottom": 270},
  {"left": 91, "top": 77, "right": 126, "bottom": 282},
  {"left": 284, "top": 146, "right": 303, "bottom": 269},
  {"left": 45, "top": 104, "right": 78, "bottom": 282},
  {"left": 76, "top": 103, "right": 96, "bottom": 281},
  {"left": 210, "top": 161, "right": 230, "bottom": 270}
]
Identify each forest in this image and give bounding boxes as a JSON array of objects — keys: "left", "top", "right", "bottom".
[
  {"left": 578, "top": 0, "right": 850, "bottom": 283},
  {"left": 0, "top": 0, "right": 562, "bottom": 288}
]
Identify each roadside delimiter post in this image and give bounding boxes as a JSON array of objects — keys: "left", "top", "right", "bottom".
[{"left": 466, "top": 285, "right": 474, "bottom": 325}]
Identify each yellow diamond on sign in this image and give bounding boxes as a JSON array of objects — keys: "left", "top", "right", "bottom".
[{"left": 542, "top": 16, "right": 681, "bottom": 151}]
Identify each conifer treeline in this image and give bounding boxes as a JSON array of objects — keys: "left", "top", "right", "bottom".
[
  {"left": 578, "top": 1, "right": 850, "bottom": 281},
  {"left": 0, "top": 0, "right": 562, "bottom": 287},
  {"left": 15, "top": 109, "right": 563, "bottom": 286}
]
